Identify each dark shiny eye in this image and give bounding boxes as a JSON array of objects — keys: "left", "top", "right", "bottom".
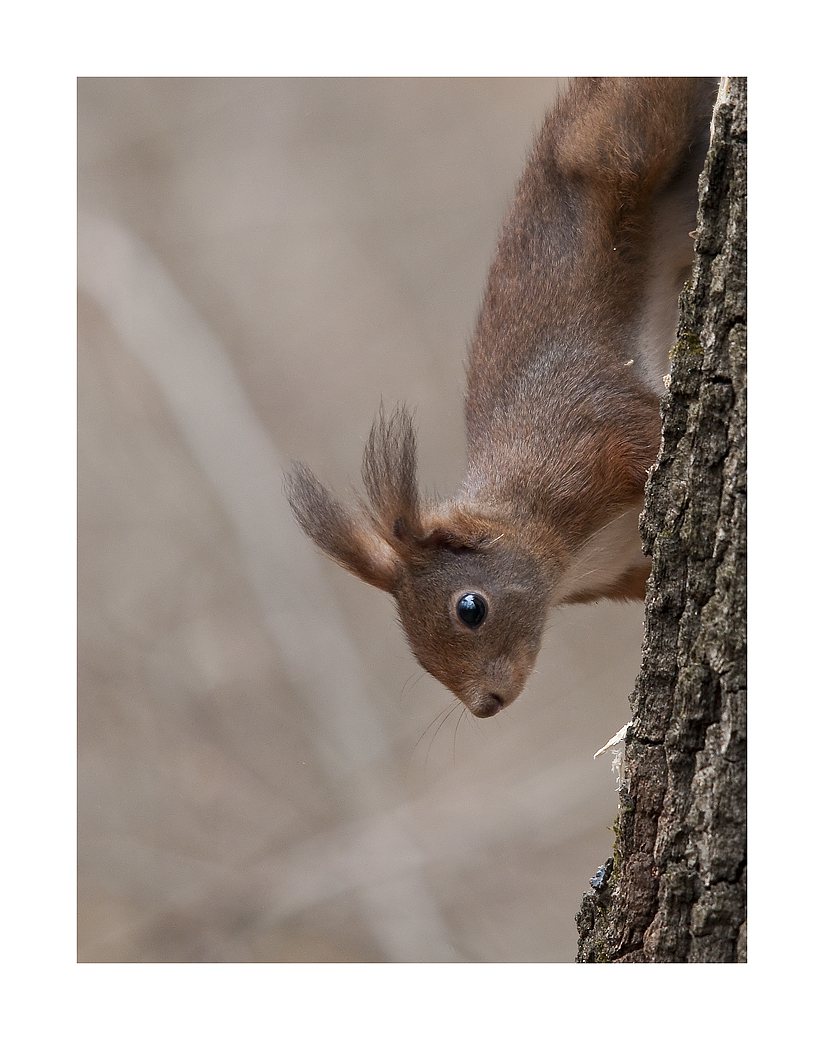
[{"left": 456, "top": 593, "right": 488, "bottom": 629}]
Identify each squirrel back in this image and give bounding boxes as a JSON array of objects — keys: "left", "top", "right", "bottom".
[{"left": 286, "top": 78, "right": 717, "bottom": 718}]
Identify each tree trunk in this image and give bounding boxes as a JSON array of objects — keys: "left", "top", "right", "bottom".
[{"left": 576, "top": 77, "right": 747, "bottom": 963}]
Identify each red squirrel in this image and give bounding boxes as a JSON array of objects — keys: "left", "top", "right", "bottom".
[{"left": 286, "top": 78, "right": 718, "bottom": 719}]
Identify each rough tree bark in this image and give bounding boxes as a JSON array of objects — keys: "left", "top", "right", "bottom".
[{"left": 576, "top": 77, "right": 746, "bottom": 963}]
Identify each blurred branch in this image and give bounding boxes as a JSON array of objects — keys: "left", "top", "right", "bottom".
[{"left": 78, "top": 212, "right": 457, "bottom": 961}]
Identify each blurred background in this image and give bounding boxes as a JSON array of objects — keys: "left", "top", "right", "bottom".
[{"left": 77, "top": 77, "right": 647, "bottom": 962}]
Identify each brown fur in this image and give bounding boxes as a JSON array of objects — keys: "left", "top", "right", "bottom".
[{"left": 285, "top": 78, "right": 717, "bottom": 718}]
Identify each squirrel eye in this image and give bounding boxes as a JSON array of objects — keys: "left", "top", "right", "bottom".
[{"left": 456, "top": 593, "right": 488, "bottom": 628}]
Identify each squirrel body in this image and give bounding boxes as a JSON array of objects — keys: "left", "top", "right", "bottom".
[{"left": 287, "top": 78, "right": 717, "bottom": 718}]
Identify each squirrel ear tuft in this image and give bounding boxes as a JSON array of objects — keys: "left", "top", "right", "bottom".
[
  {"left": 285, "top": 463, "right": 400, "bottom": 593},
  {"left": 361, "top": 404, "right": 421, "bottom": 535}
]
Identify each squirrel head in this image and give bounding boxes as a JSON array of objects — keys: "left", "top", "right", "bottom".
[{"left": 285, "top": 406, "right": 550, "bottom": 717}]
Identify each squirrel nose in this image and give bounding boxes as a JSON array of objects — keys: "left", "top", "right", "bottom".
[{"left": 467, "top": 691, "right": 505, "bottom": 718}]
